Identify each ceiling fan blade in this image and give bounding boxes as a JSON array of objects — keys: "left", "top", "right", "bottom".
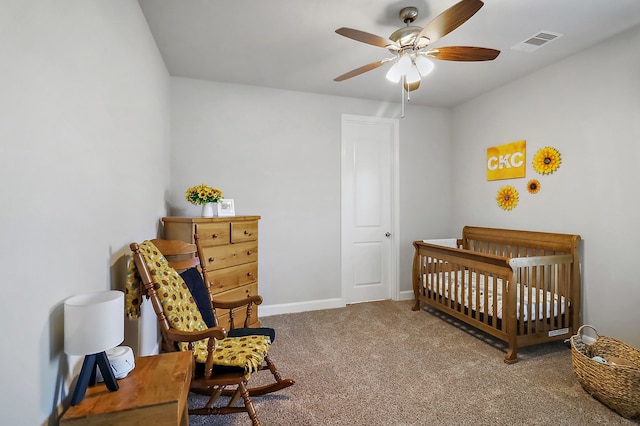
[
  {"left": 414, "top": 0, "right": 484, "bottom": 48},
  {"left": 426, "top": 46, "right": 500, "bottom": 61},
  {"left": 336, "top": 27, "right": 398, "bottom": 49},
  {"left": 403, "top": 79, "right": 421, "bottom": 92},
  {"left": 334, "top": 60, "right": 388, "bottom": 82}
]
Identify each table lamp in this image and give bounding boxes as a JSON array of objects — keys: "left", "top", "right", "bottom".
[{"left": 64, "top": 290, "right": 124, "bottom": 406}]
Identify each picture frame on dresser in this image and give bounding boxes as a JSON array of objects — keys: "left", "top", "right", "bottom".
[{"left": 217, "top": 199, "right": 235, "bottom": 217}]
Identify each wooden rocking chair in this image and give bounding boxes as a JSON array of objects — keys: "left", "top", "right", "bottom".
[{"left": 128, "top": 239, "right": 294, "bottom": 425}]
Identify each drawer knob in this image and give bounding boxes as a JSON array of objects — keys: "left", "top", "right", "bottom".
[
  {"left": 211, "top": 233, "right": 219, "bottom": 239},
  {"left": 244, "top": 230, "right": 249, "bottom": 235},
  {"left": 247, "top": 272, "right": 253, "bottom": 277},
  {"left": 246, "top": 251, "right": 252, "bottom": 256},
  {"left": 208, "top": 257, "right": 215, "bottom": 262}
]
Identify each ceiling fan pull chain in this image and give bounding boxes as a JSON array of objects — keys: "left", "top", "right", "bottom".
[{"left": 401, "top": 75, "right": 405, "bottom": 118}]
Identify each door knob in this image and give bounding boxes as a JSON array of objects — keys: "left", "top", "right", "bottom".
[{"left": 385, "top": 232, "right": 391, "bottom": 238}]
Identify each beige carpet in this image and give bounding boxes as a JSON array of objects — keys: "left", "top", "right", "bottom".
[{"left": 188, "top": 300, "right": 639, "bottom": 425}]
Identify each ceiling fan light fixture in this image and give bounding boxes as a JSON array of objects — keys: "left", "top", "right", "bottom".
[
  {"left": 385, "top": 61, "right": 402, "bottom": 83},
  {"left": 386, "top": 53, "right": 423, "bottom": 84},
  {"left": 398, "top": 54, "right": 413, "bottom": 74},
  {"left": 414, "top": 56, "right": 434, "bottom": 76},
  {"left": 405, "top": 63, "right": 421, "bottom": 84}
]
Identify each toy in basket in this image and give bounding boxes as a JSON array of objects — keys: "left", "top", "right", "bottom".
[{"left": 570, "top": 325, "right": 640, "bottom": 419}]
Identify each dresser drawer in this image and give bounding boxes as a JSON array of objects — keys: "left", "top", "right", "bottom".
[
  {"left": 206, "top": 263, "right": 257, "bottom": 295},
  {"left": 214, "top": 283, "right": 260, "bottom": 329},
  {"left": 231, "top": 221, "right": 258, "bottom": 243},
  {"left": 196, "top": 223, "right": 230, "bottom": 247},
  {"left": 201, "top": 241, "right": 258, "bottom": 270}
]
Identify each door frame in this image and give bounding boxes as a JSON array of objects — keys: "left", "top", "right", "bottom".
[{"left": 340, "top": 114, "right": 400, "bottom": 303}]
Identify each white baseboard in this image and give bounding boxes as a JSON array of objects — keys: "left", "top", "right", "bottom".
[
  {"left": 259, "top": 298, "right": 345, "bottom": 318},
  {"left": 259, "top": 292, "right": 415, "bottom": 318},
  {"left": 398, "top": 290, "right": 415, "bottom": 301}
]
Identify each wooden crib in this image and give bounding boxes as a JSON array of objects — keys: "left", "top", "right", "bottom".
[{"left": 412, "top": 226, "right": 582, "bottom": 363}]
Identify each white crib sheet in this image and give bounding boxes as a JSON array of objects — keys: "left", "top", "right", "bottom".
[{"left": 423, "top": 270, "right": 565, "bottom": 321}]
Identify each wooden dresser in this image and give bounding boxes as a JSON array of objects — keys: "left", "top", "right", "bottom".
[{"left": 162, "top": 216, "right": 261, "bottom": 328}]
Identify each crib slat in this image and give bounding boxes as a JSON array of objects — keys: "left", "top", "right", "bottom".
[
  {"left": 450, "top": 265, "right": 457, "bottom": 312},
  {"left": 537, "top": 264, "right": 545, "bottom": 332},
  {"left": 518, "top": 268, "right": 524, "bottom": 334},
  {"left": 483, "top": 272, "right": 489, "bottom": 325}
]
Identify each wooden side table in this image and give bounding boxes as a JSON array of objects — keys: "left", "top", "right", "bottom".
[{"left": 61, "top": 351, "right": 192, "bottom": 425}]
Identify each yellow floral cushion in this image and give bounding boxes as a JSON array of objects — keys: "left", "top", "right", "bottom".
[
  {"left": 214, "top": 335, "right": 271, "bottom": 373},
  {"left": 126, "top": 240, "right": 270, "bottom": 372}
]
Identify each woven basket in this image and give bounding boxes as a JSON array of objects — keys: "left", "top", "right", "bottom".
[{"left": 570, "top": 325, "right": 640, "bottom": 419}]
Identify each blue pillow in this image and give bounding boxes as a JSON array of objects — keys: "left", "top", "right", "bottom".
[
  {"left": 179, "top": 267, "right": 215, "bottom": 328},
  {"left": 228, "top": 327, "right": 276, "bottom": 343},
  {"left": 179, "top": 268, "right": 276, "bottom": 342}
]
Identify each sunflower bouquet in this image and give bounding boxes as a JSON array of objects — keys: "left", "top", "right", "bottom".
[{"left": 185, "top": 184, "right": 223, "bottom": 205}]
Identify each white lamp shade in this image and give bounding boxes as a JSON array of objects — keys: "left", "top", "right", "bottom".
[
  {"left": 64, "top": 290, "right": 124, "bottom": 356},
  {"left": 385, "top": 62, "right": 402, "bottom": 83},
  {"left": 387, "top": 54, "right": 422, "bottom": 84},
  {"left": 396, "top": 54, "right": 413, "bottom": 75},
  {"left": 415, "top": 56, "right": 434, "bottom": 76},
  {"left": 405, "top": 64, "right": 421, "bottom": 84}
]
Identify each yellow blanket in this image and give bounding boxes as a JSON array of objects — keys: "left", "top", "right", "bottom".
[{"left": 126, "top": 240, "right": 269, "bottom": 373}]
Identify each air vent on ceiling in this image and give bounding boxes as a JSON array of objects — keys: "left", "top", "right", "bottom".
[{"left": 511, "top": 31, "right": 563, "bottom": 52}]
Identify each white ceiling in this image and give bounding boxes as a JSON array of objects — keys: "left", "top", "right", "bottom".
[{"left": 138, "top": 0, "right": 640, "bottom": 108}]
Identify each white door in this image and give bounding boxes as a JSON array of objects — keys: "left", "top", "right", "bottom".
[{"left": 341, "top": 114, "right": 398, "bottom": 304}]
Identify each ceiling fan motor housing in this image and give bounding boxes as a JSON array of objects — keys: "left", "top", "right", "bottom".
[
  {"left": 389, "top": 26, "right": 424, "bottom": 48},
  {"left": 399, "top": 6, "right": 419, "bottom": 23},
  {"left": 390, "top": 7, "right": 430, "bottom": 49}
]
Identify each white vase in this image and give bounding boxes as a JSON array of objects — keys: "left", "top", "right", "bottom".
[{"left": 201, "top": 203, "right": 216, "bottom": 218}]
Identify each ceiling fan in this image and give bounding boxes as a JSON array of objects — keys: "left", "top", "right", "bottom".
[{"left": 334, "top": 0, "right": 500, "bottom": 93}]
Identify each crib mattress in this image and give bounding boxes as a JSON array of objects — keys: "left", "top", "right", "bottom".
[{"left": 423, "top": 270, "right": 565, "bottom": 321}]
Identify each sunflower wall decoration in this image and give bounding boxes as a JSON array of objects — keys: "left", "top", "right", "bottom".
[
  {"left": 527, "top": 179, "right": 541, "bottom": 194},
  {"left": 487, "top": 143, "right": 562, "bottom": 209},
  {"left": 496, "top": 185, "right": 519, "bottom": 210},
  {"left": 533, "top": 146, "right": 561, "bottom": 175}
]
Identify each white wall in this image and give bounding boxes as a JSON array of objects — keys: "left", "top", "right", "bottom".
[
  {"left": 450, "top": 25, "right": 640, "bottom": 348},
  {"left": 169, "top": 77, "right": 451, "bottom": 312},
  {"left": 11, "top": 3, "right": 637, "bottom": 423},
  {"left": 0, "top": 1, "right": 170, "bottom": 424}
]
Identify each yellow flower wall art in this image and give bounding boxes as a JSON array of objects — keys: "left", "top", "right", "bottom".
[
  {"left": 527, "top": 179, "right": 541, "bottom": 194},
  {"left": 533, "top": 146, "right": 561, "bottom": 174},
  {"left": 496, "top": 185, "right": 519, "bottom": 210}
]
